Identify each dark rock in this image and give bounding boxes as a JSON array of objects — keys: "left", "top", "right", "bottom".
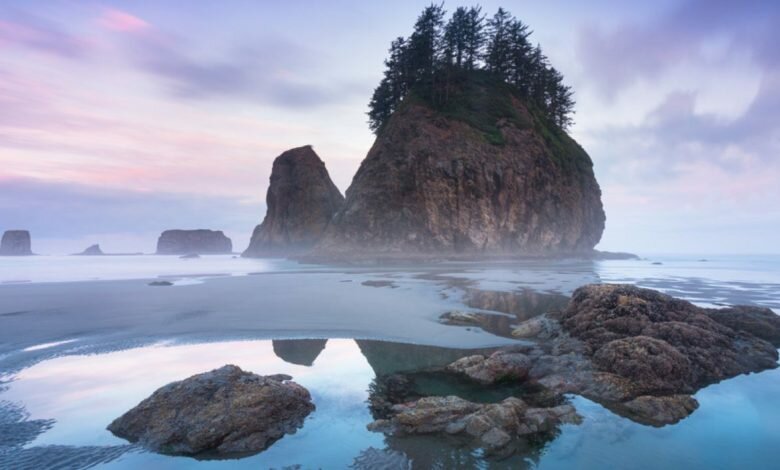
[
  {"left": 0, "top": 230, "right": 32, "bottom": 256},
  {"left": 651, "top": 262, "right": 663, "bottom": 265},
  {"left": 107, "top": 365, "right": 314, "bottom": 457},
  {"left": 705, "top": 305, "right": 780, "bottom": 347},
  {"left": 156, "top": 230, "right": 232, "bottom": 255},
  {"left": 148, "top": 281, "right": 173, "bottom": 287},
  {"left": 243, "top": 146, "right": 344, "bottom": 257},
  {"left": 361, "top": 280, "right": 397, "bottom": 288},
  {"left": 560, "top": 284, "right": 779, "bottom": 394},
  {"left": 179, "top": 253, "right": 200, "bottom": 259},
  {"left": 316, "top": 83, "right": 605, "bottom": 258},
  {"left": 75, "top": 244, "right": 104, "bottom": 256}
]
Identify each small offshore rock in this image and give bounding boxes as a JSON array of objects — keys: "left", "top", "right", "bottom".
[
  {"left": 107, "top": 365, "right": 314, "bottom": 457},
  {"left": 148, "top": 281, "right": 174, "bottom": 287},
  {"left": 439, "top": 311, "right": 481, "bottom": 326},
  {"left": 76, "top": 244, "right": 104, "bottom": 256},
  {"left": 0, "top": 230, "right": 33, "bottom": 256}
]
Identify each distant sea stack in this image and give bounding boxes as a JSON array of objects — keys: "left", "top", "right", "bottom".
[
  {"left": 316, "top": 75, "right": 605, "bottom": 258},
  {"left": 243, "top": 146, "right": 344, "bottom": 257},
  {"left": 0, "top": 230, "right": 33, "bottom": 256},
  {"left": 76, "top": 244, "right": 104, "bottom": 256},
  {"left": 156, "top": 229, "right": 232, "bottom": 255}
]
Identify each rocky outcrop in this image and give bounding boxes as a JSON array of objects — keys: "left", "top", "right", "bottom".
[
  {"left": 368, "top": 395, "right": 579, "bottom": 455},
  {"left": 559, "top": 284, "right": 779, "bottom": 395},
  {"left": 107, "top": 365, "right": 314, "bottom": 457},
  {"left": 316, "top": 81, "right": 605, "bottom": 258},
  {"left": 243, "top": 146, "right": 344, "bottom": 257},
  {"left": 75, "top": 244, "right": 104, "bottom": 256},
  {"left": 156, "top": 230, "right": 232, "bottom": 255},
  {"left": 0, "top": 230, "right": 32, "bottom": 256},
  {"left": 704, "top": 305, "right": 780, "bottom": 346}
]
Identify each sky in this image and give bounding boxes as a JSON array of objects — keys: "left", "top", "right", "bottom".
[{"left": 0, "top": 0, "right": 778, "bottom": 255}]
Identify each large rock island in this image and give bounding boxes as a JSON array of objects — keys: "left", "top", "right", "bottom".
[
  {"left": 0, "top": 230, "right": 33, "bottom": 256},
  {"left": 243, "top": 146, "right": 344, "bottom": 257},
  {"left": 315, "top": 74, "right": 605, "bottom": 258},
  {"left": 156, "top": 230, "right": 232, "bottom": 255}
]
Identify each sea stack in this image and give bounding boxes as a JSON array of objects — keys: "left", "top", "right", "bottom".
[
  {"left": 0, "top": 230, "right": 33, "bottom": 256},
  {"left": 243, "top": 146, "right": 344, "bottom": 257},
  {"left": 76, "top": 244, "right": 104, "bottom": 256},
  {"left": 316, "top": 75, "right": 605, "bottom": 258},
  {"left": 156, "top": 230, "right": 232, "bottom": 255}
]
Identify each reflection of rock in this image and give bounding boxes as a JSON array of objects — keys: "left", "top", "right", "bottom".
[
  {"left": 108, "top": 365, "right": 314, "bottom": 457},
  {"left": 272, "top": 339, "right": 327, "bottom": 366},
  {"left": 705, "top": 305, "right": 780, "bottom": 346},
  {"left": 368, "top": 395, "right": 579, "bottom": 456},
  {"left": 156, "top": 230, "right": 232, "bottom": 255},
  {"left": 356, "top": 340, "right": 493, "bottom": 377},
  {"left": 0, "top": 230, "right": 33, "bottom": 256},
  {"left": 0, "top": 444, "right": 135, "bottom": 469},
  {"left": 0, "top": 401, "right": 54, "bottom": 451},
  {"left": 75, "top": 244, "right": 104, "bottom": 256},
  {"left": 446, "top": 350, "right": 531, "bottom": 385},
  {"left": 350, "top": 447, "right": 412, "bottom": 470}
]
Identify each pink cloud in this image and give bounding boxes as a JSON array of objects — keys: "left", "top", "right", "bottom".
[{"left": 98, "top": 9, "right": 149, "bottom": 33}]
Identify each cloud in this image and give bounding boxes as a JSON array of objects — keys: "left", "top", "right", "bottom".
[
  {"left": 0, "top": 11, "right": 91, "bottom": 59},
  {"left": 97, "top": 9, "right": 149, "bottom": 33},
  {"left": 577, "top": 0, "right": 780, "bottom": 97}
]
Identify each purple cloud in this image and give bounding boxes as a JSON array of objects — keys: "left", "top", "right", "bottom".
[
  {"left": 578, "top": 0, "right": 780, "bottom": 97},
  {"left": 0, "top": 10, "right": 91, "bottom": 59}
]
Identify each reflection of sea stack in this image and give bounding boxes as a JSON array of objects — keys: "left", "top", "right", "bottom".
[
  {"left": 0, "top": 230, "right": 33, "bottom": 256},
  {"left": 356, "top": 340, "right": 493, "bottom": 377},
  {"left": 243, "top": 146, "right": 344, "bottom": 257},
  {"left": 156, "top": 230, "right": 232, "bottom": 255},
  {"left": 272, "top": 339, "right": 328, "bottom": 366}
]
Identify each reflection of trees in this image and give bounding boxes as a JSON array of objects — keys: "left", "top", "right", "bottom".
[
  {"left": 0, "top": 400, "right": 134, "bottom": 468},
  {"left": 272, "top": 339, "right": 328, "bottom": 366}
]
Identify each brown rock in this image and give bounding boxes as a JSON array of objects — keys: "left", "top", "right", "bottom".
[
  {"left": 446, "top": 350, "right": 531, "bottom": 385},
  {"left": 243, "top": 146, "right": 343, "bottom": 257},
  {"left": 316, "top": 83, "right": 605, "bottom": 258},
  {"left": 705, "top": 305, "right": 780, "bottom": 347},
  {"left": 107, "top": 365, "right": 314, "bottom": 457},
  {"left": 615, "top": 395, "right": 699, "bottom": 427}
]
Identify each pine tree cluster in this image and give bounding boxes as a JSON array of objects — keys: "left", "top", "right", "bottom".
[{"left": 368, "top": 4, "right": 575, "bottom": 134}]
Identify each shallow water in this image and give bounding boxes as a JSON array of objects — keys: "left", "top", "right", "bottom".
[{"left": 1, "top": 254, "right": 779, "bottom": 468}]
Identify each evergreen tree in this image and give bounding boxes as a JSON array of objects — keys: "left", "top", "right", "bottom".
[
  {"left": 507, "top": 19, "right": 532, "bottom": 94},
  {"left": 485, "top": 8, "right": 513, "bottom": 78}
]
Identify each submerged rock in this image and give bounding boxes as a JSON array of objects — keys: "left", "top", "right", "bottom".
[
  {"left": 316, "top": 78, "right": 605, "bottom": 258},
  {"left": 0, "top": 230, "right": 33, "bottom": 256},
  {"left": 156, "top": 230, "right": 232, "bottom": 255},
  {"left": 75, "top": 244, "right": 104, "bottom": 256},
  {"left": 243, "top": 146, "right": 344, "bottom": 257},
  {"left": 107, "top": 365, "right": 314, "bottom": 457}
]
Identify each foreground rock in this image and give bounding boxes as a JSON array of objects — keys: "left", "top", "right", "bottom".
[
  {"left": 368, "top": 395, "right": 579, "bottom": 455},
  {"left": 316, "top": 77, "right": 605, "bottom": 258},
  {"left": 75, "top": 244, "right": 104, "bottom": 256},
  {"left": 107, "top": 365, "right": 314, "bottom": 457},
  {"left": 559, "top": 284, "right": 779, "bottom": 395},
  {"left": 0, "top": 230, "right": 32, "bottom": 256},
  {"left": 243, "top": 146, "right": 344, "bottom": 257},
  {"left": 156, "top": 230, "right": 232, "bottom": 255}
]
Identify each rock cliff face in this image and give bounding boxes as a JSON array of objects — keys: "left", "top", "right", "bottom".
[
  {"left": 156, "top": 230, "right": 232, "bottom": 255},
  {"left": 0, "top": 230, "right": 33, "bottom": 256},
  {"left": 317, "top": 80, "right": 605, "bottom": 258},
  {"left": 243, "top": 146, "right": 344, "bottom": 257}
]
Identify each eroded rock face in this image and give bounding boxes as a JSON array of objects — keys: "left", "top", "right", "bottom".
[
  {"left": 107, "top": 365, "right": 314, "bottom": 457},
  {"left": 243, "top": 146, "right": 344, "bottom": 257},
  {"left": 0, "top": 230, "right": 32, "bottom": 256},
  {"left": 156, "top": 230, "right": 232, "bottom": 255},
  {"left": 316, "top": 93, "right": 605, "bottom": 258}
]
